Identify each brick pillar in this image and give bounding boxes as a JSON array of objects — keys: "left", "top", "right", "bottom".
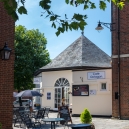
[
  {"left": 112, "top": 2, "right": 129, "bottom": 119},
  {"left": 0, "top": 2, "right": 15, "bottom": 129}
]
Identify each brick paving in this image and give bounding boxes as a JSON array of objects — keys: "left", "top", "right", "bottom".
[{"left": 13, "top": 112, "right": 129, "bottom": 129}]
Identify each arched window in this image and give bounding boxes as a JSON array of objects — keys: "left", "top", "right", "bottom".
[{"left": 54, "top": 78, "right": 70, "bottom": 87}]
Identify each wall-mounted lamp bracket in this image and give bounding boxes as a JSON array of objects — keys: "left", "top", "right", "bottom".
[{"left": 95, "top": 21, "right": 115, "bottom": 31}]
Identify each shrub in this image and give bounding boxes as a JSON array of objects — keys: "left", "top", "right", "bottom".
[{"left": 80, "top": 108, "right": 92, "bottom": 123}]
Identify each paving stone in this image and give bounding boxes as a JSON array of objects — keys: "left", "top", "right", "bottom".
[{"left": 13, "top": 112, "right": 129, "bottom": 129}]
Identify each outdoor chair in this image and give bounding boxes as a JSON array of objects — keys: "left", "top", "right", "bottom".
[
  {"left": 13, "top": 109, "right": 24, "bottom": 128},
  {"left": 44, "top": 106, "right": 51, "bottom": 118},
  {"left": 31, "top": 108, "right": 45, "bottom": 122},
  {"left": 19, "top": 106, "right": 25, "bottom": 110},
  {"left": 60, "top": 113, "right": 72, "bottom": 129},
  {"left": 22, "top": 114, "right": 41, "bottom": 129}
]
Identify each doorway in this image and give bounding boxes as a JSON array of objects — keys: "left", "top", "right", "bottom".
[{"left": 54, "top": 78, "right": 70, "bottom": 108}]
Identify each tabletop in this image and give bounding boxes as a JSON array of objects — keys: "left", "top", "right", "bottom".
[
  {"left": 42, "top": 118, "right": 64, "bottom": 122},
  {"left": 70, "top": 124, "right": 91, "bottom": 128}
]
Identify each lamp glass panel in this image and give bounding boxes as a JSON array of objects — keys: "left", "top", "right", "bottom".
[
  {"left": 95, "top": 26, "right": 104, "bottom": 30},
  {"left": 5, "top": 51, "right": 10, "bottom": 59}
]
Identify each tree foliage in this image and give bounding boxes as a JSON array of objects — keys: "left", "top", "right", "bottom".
[
  {"left": 0, "top": 0, "right": 126, "bottom": 36},
  {"left": 14, "top": 25, "right": 50, "bottom": 91},
  {"left": 80, "top": 108, "right": 92, "bottom": 123}
]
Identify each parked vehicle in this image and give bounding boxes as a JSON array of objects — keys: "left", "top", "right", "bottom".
[{"left": 13, "top": 99, "right": 30, "bottom": 107}]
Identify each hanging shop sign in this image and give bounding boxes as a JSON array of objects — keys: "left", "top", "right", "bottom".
[
  {"left": 87, "top": 71, "right": 105, "bottom": 80},
  {"left": 72, "top": 85, "right": 89, "bottom": 96}
]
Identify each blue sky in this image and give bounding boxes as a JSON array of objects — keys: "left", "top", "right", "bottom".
[{"left": 16, "top": 0, "right": 111, "bottom": 59}]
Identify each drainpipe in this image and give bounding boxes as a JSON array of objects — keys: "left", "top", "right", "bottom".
[{"left": 117, "top": 4, "right": 121, "bottom": 119}]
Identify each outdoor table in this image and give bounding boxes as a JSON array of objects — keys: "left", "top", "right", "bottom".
[
  {"left": 19, "top": 109, "right": 30, "bottom": 112},
  {"left": 19, "top": 109, "right": 30, "bottom": 115},
  {"left": 42, "top": 118, "right": 64, "bottom": 129},
  {"left": 70, "top": 124, "right": 91, "bottom": 129},
  {"left": 33, "top": 109, "right": 38, "bottom": 112}
]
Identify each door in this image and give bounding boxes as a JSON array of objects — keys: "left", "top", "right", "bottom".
[
  {"left": 63, "top": 87, "right": 69, "bottom": 106},
  {"left": 55, "top": 87, "right": 62, "bottom": 108},
  {"left": 54, "top": 78, "right": 70, "bottom": 109}
]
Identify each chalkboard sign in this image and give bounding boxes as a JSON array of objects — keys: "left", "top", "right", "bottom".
[
  {"left": 58, "top": 106, "right": 72, "bottom": 124},
  {"left": 72, "top": 85, "right": 89, "bottom": 96}
]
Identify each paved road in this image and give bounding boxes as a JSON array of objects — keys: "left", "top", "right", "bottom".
[{"left": 13, "top": 112, "right": 129, "bottom": 129}]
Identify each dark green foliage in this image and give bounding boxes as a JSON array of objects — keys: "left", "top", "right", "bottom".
[
  {"left": 14, "top": 25, "right": 51, "bottom": 91},
  {"left": 80, "top": 108, "right": 92, "bottom": 123}
]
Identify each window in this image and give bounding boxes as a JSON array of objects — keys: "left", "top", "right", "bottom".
[
  {"left": 54, "top": 78, "right": 70, "bottom": 87},
  {"left": 101, "top": 83, "right": 106, "bottom": 90}
]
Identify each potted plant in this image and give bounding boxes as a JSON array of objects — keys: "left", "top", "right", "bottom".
[
  {"left": 34, "top": 103, "right": 41, "bottom": 109},
  {"left": 80, "top": 108, "right": 95, "bottom": 129}
]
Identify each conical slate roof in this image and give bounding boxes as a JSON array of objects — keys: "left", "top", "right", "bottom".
[{"left": 35, "top": 34, "right": 111, "bottom": 75}]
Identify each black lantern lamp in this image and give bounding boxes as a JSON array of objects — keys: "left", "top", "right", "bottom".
[
  {"left": 95, "top": 21, "right": 115, "bottom": 31},
  {"left": 95, "top": 21, "right": 104, "bottom": 31},
  {"left": 0, "top": 42, "right": 12, "bottom": 60}
]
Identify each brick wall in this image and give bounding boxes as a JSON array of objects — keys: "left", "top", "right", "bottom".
[
  {"left": 0, "top": 2, "right": 15, "bottom": 129},
  {"left": 112, "top": 2, "right": 129, "bottom": 119}
]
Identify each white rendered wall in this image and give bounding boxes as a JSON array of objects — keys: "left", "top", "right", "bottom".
[
  {"left": 41, "top": 70, "right": 72, "bottom": 109},
  {"left": 72, "top": 69, "right": 112, "bottom": 116}
]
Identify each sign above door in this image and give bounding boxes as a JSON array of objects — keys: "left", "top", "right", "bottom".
[{"left": 87, "top": 71, "right": 105, "bottom": 80}]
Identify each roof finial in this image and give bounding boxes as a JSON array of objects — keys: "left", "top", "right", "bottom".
[{"left": 81, "top": 31, "right": 84, "bottom": 35}]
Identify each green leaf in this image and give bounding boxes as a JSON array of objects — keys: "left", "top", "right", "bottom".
[
  {"left": 58, "top": 27, "right": 64, "bottom": 33},
  {"left": 73, "top": 13, "right": 83, "bottom": 21},
  {"left": 65, "top": 0, "right": 69, "bottom": 4},
  {"left": 76, "top": 0, "right": 84, "bottom": 4},
  {"left": 70, "top": 22, "right": 78, "bottom": 30},
  {"left": 79, "top": 21, "right": 87, "bottom": 30},
  {"left": 50, "top": 16, "right": 56, "bottom": 21},
  {"left": 117, "top": 2, "right": 125, "bottom": 10},
  {"left": 99, "top": 1, "right": 106, "bottom": 10},
  {"left": 90, "top": 3, "right": 96, "bottom": 9},
  {"left": 70, "top": 0, "right": 74, "bottom": 5},
  {"left": 11, "top": 11, "right": 19, "bottom": 21},
  {"left": 12, "top": 0, "right": 17, "bottom": 9},
  {"left": 18, "top": 6, "right": 27, "bottom": 14},
  {"left": 52, "top": 22, "right": 56, "bottom": 28},
  {"left": 55, "top": 31, "right": 60, "bottom": 36},
  {"left": 47, "top": 10, "right": 51, "bottom": 15},
  {"left": 69, "top": 25, "right": 72, "bottom": 31},
  {"left": 112, "top": 0, "right": 117, "bottom": 5},
  {"left": 84, "top": 4, "right": 89, "bottom": 10},
  {"left": 60, "top": 20, "right": 64, "bottom": 22},
  {"left": 65, "top": 14, "right": 68, "bottom": 19},
  {"left": 39, "top": 0, "right": 51, "bottom": 9},
  {"left": 44, "top": 5, "right": 51, "bottom": 9}
]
